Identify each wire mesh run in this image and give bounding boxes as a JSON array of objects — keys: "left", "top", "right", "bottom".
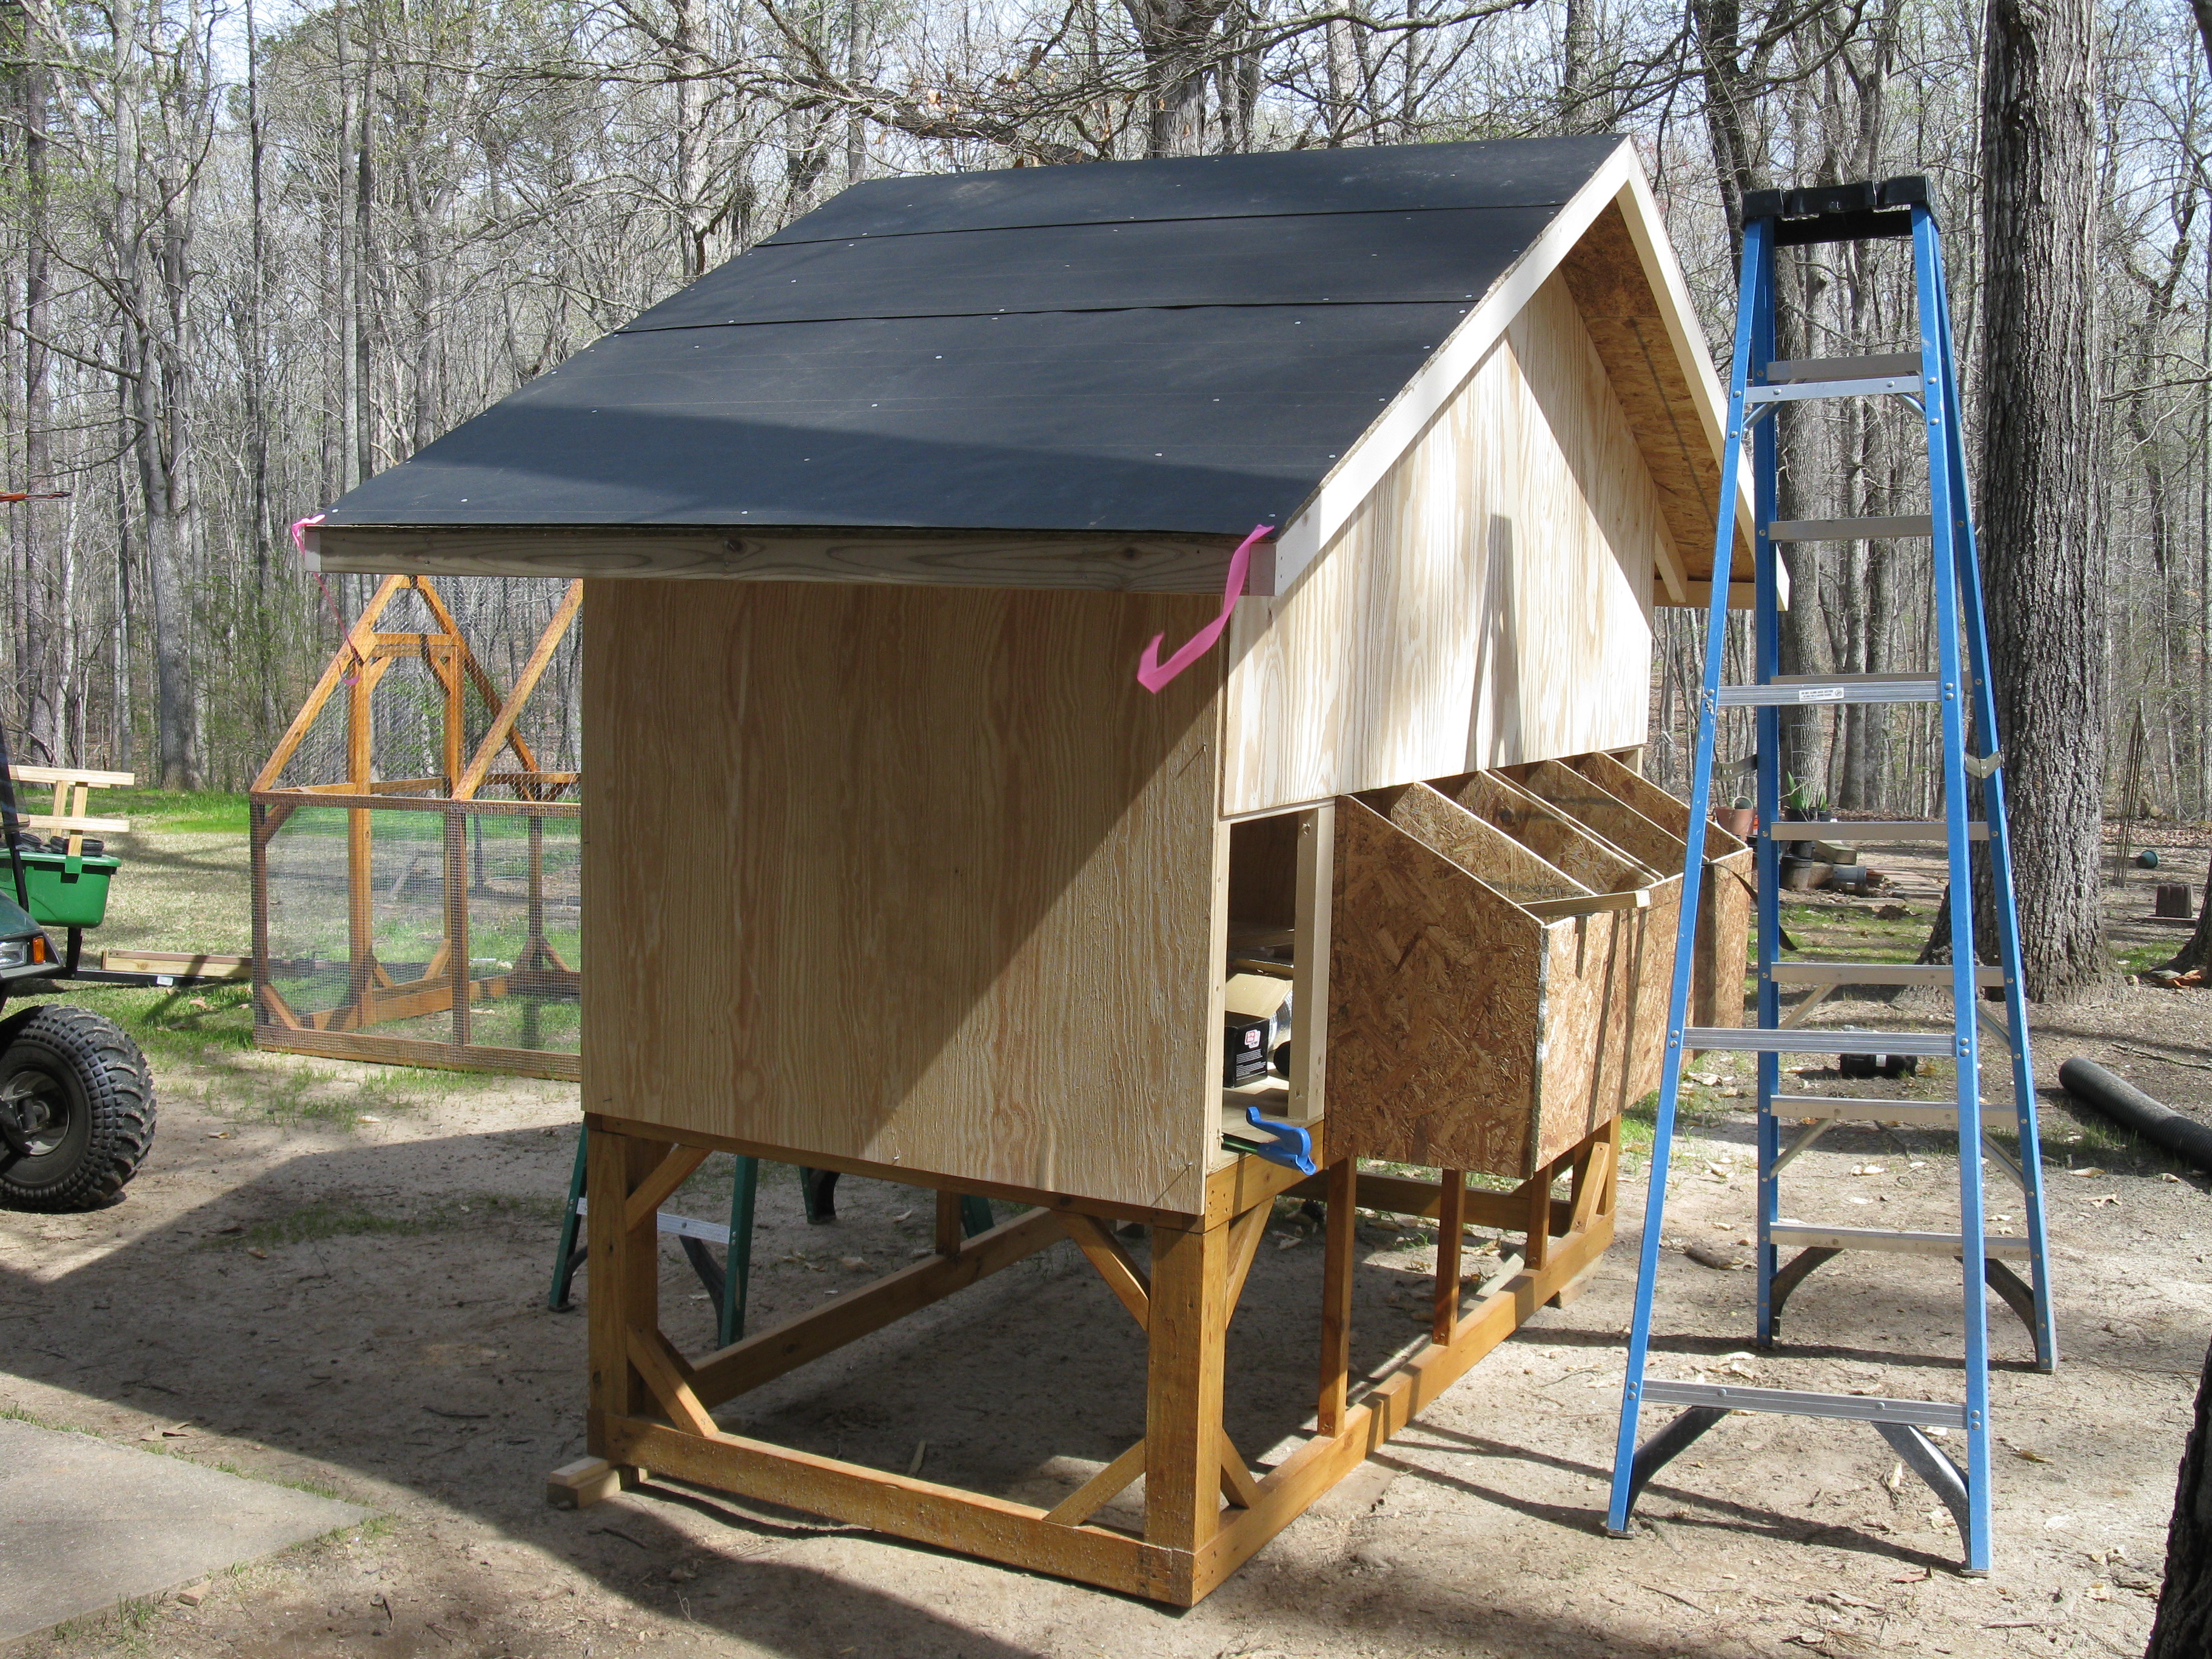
[{"left": 249, "top": 574, "right": 583, "bottom": 1079}]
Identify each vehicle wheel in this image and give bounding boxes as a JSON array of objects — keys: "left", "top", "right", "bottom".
[{"left": 0, "top": 1004, "right": 155, "bottom": 1212}]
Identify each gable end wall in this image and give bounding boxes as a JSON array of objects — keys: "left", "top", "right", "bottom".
[{"left": 1221, "top": 270, "right": 1663, "bottom": 816}]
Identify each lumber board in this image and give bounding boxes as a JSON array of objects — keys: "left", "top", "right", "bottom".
[
  {"left": 1316, "top": 1158, "right": 1357, "bottom": 1435},
  {"left": 1282, "top": 1168, "right": 1574, "bottom": 1236},
  {"left": 1059, "top": 1213, "right": 1154, "bottom": 1331},
  {"left": 19, "top": 814, "right": 127, "bottom": 834},
  {"left": 689, "top": 1208, "right": 1061, "bottom": 1407},
  {"left": 628, "top": 1327, "right": 720, "bottom": 1438},
  {"left": 1286, "top": 803, "right": 1334, "bottom": 1124},
  {"left": 254, "top": 1025, "right": 580, "bottom": 1081},
  {"left": 624, "top": 1144, "right": 712, "bottom": 1235},
  {"left": 315, "top": 526, "right": 1264, "bottom": 595},
  {"left": 10, "top": 765, "right": 134, "bottom": 788},
  {"left": 605, "top": 1417, "right": 1177, "bottom": 1601},
  {"left": 589, "top": 1130, "right": 662, "bottom": 1429},
  {"left": 1222, "top": 272, "right": 1661, "bottom": 816},
  {"left": 454, "top": 580, "right": 583, "bottom": 799},
  {"left": 583, "top": 579, "right": 1224, "bottom": 1213},
  {"left": 1190, "top": 1186, "right": 1613, "bottom": 1600},
  {"left": 1044, "top": 1441, "right": 1148, "bottom": 1527},
  {"left": 1430, "top": 768, "right": 1657, "bottom": 892},
  {"left": 585, "top": 1109, "right": 1313, "bottom": 1230},
  {"left": 101, "top": 951, "right": 252, "bottom": 980},
  {"left": 1144, "top": 1220, "right": 1229, "bottom": 1551}
]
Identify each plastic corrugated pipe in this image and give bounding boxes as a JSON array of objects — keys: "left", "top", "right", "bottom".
[{"left": 2057, "top": 1057, "right": 2212, "bottom": 1176}]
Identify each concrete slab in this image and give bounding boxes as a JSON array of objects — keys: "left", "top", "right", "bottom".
[{"left": 0, "top": 1416, "right": 371, "bottom": 1641}]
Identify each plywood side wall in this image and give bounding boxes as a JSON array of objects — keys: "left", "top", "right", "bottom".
[
  {"left": 581, "top": 579, "right": 1227, "bottom": 1213},
  {"left": 1222, "top": 272, "right": 1664, "bottom": 817}
]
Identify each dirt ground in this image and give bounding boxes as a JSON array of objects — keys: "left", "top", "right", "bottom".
[{"left": 2, "top": 819, "right": 2210, "bottom": 1658}]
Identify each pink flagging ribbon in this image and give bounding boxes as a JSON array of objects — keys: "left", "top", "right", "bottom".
[
  {"left": 1136, "top": 523, "right": 1273, "bottom": 694},
  {"left": 289, "top": 511, "right": 362, "bottom": 687}
]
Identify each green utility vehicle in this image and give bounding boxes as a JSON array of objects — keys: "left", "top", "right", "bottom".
[{"left": 0, "top": 756, "right": 153, "bottom": 1212}]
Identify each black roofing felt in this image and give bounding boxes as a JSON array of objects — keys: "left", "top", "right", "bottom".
[{"left": 324, "top": 136, "right": 1623, "bottom": 538}]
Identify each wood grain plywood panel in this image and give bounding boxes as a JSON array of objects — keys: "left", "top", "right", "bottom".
[
  {"left": 1529, "top": 896, "right": 1671, "bottom": 1165},
  {"left": 1223, "top": 273, "right": 1663, "bottom": 816},
  {"left": 1506, "top": 757, "right": 1686, "bottom": 873},
  {"left": 582, "top": 579, "right": 1225, "bottom": 1213},
  {"left": 1429, "top": 769, "right": 1655, "bottom": 893},
  {"left": 1361, "top": 783, "right": 1587, "bottom": 907},
  {"left": 1557, "top": 200, "right": 1729, "bottom": 591},
  {"left": 1327, "top": 796, "right": 1546, "bottom": 1175},
  {"left": 1566, "top": 751, "right": 1751, "bottom": 1027}
]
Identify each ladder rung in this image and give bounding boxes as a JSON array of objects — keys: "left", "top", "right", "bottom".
[
  {"left": 1638, "top": 1378, "right": 1966, "bottom": 1430},
  {"left": 1744, "top": 374, "right": 1920, "bottom": 405},
  {"left": 1770, "top": 963, "right": 2005, "bottom": 987},
  {"left": 1772, "top": 820, "right": 1991, "bottom": 842},
  {"left": 1766, "top": 353, "right": 1922, "bottom": 384},
  {"left": 1769, "top": 515, "right": 1934, "bottom": 542},
  {"left": 1684, "top": 1027, "right": 1954, "bottom": 1056},
  {"left": 1770, "top": 1095, "right": 2016, "bottom": 1129},
  {"left": 1718, "top": 674, "right": 1938, "bottom": 708},
  {"left": 1770, "top": 1223, "right": 2033, "bottom": 1259}
]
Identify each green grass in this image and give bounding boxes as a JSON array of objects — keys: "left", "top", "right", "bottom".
[
  {"left": 106, "top": 788, "right": 250, "bottom": 834},
  {"left": 2113, "top": 941, "right": 2174, "bottom": 976},
  {"left": 210, "top": 1191, "right": 558, "bottom": 1252}
]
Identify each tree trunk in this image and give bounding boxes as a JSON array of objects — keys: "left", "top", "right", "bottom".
[
  {"left": 2162, "top": 885, "right": 2212, "bottom": 975},
  {"left": 18, "top": 41, "right": 58, "bottom": 763},
  {"left": 1976, "top": 0, "right": 2107, "bottom": 1001},
  {"left": 2148, "top": 1338, "right": 2212, "bottom": 1655}
]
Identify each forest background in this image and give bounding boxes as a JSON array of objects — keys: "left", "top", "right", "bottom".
[{"left": 0, "top": 0, "right": 2202, "bottom": 823}]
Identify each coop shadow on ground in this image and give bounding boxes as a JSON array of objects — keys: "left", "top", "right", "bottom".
[{"left": 0, "top": 1121, "right": 1724, "bottom": 1651}]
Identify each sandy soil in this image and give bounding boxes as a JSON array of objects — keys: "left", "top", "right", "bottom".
[{"left": 1, "top": 826, "right": 2207, "bottom": 1659}]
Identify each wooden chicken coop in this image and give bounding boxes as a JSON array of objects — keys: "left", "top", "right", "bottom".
[{"left": 302, "top": 135, "right": 1752, "bottom": 1605}]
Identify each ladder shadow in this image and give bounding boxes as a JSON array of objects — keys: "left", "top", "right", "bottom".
[
  {"left": 1515, "top": 1324, "right": 2041, "bottom": 1374},
  {"left": 1389, "top": 1424, "right": 1966, "bottom": 1570}
]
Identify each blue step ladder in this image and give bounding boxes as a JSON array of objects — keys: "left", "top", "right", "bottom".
[{"left": 1605, "top": 176, "right": 2055, "bottom": 1577}]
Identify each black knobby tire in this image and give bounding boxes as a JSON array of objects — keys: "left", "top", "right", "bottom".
[{"left": 0, "top": 1004, "right": 155, "bottom": 1212}]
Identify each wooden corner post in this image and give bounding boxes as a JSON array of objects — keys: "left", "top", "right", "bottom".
[
  {"left": 1145, "top": 1218, "right": 1230, "bottom": 1571},
  {"left": 586, "top": 1124, "right": 663, "bottom": 1464}
]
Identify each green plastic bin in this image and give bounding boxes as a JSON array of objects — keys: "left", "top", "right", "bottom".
[{"left": 15, "top": 848, "right": 119, "bottom": 928}]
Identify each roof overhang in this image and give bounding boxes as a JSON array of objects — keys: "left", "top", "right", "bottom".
[
  {"left": 306, "top": 139, "right": 1764, "bottom": 609},
  {"left": 1266, "top": 141, "right": 1760, "bottom": 609}
]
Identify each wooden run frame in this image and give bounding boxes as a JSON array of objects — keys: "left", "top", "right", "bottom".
[
  {"left": 248, "top": 575, "right": 584, "bottom": 1080},
  {"left": 549, "top": 1111, "right": 1618, "bottom": 1606}
]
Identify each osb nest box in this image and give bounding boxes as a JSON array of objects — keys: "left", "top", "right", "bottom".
[{"left": 307, "top": 135, "right": 1752, "bottom": 1213}]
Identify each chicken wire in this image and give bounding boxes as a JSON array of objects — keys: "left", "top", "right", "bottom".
[
  {"left": 252, "top": 575, "right": 583, "bottom": 1074},
  {"left": 264, "top": 577, "right": 580, "bottom": 794},
  {"left": 256, "top": 801, "right": 582, "bottom": 1064}
]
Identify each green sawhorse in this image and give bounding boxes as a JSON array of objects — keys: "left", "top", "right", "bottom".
[{"left": 548, "top": 1125, "right": 994, "bottom": 1346}]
